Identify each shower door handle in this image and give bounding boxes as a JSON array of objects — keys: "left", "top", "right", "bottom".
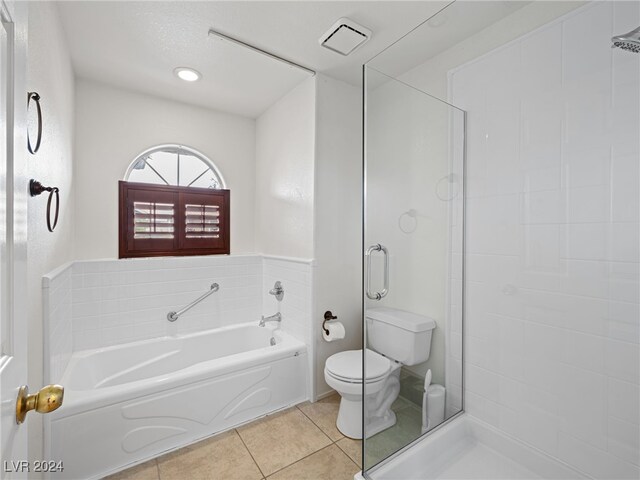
[{"left": 366, "top": 244, "right": 389, "bottom": 300}]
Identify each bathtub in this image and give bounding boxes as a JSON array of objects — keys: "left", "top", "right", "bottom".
[{"left": 44, "top": 322, "right": 308, "bottom": 480}]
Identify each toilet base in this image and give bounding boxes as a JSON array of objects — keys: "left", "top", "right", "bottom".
[
  {"left": 336, "top": 396, "right": 399, "bottom": 439},
  {"left": 365, "top": 410, "right": 397, "bottom": 438},
  {"left": 336, "top": 395, "right": 363, "bottom": 439},
  {"left": 329, "top": 363, "right": 402, "bottom": 440}
]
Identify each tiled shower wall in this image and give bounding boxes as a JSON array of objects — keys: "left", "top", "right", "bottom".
[
  {"left": 43, "top": 255, "right": 312, "bottom": 385},
  {"left": 451, "top": 3, "right": 639, "bottom": 478},
  {"left": 43, "top": 264, "right": 73, "bottom": 387},
  {"left": 262, "top": 256, "right": 313, "bottom": 348},
  {"left": 262, "top": 256, "right": 315, "bottom": 397}
]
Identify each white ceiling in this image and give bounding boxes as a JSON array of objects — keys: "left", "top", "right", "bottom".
[
  {"left": 368, "top": 1, "right": 532, "bottom": 79},
  {"left": 56, "top": 1, "right": 449, "bottom": 118}
]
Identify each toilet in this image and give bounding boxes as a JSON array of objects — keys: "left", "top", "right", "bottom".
[{"left": 324, "top": 307, "right": 436, "bottom": 439}]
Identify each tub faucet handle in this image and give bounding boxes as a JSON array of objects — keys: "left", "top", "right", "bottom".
[{"left": 269, "top": 281, "right": 284, "bottom": 301}]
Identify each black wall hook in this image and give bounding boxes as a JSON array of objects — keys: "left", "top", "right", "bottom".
[{"left": 30, "top": 179, "right": 59, "bottom": 232}]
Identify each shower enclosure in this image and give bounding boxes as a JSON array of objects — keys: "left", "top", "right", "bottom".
[
  {"left": 362, "top": 66, "right": 465, "bottom": 470},
  {"left": 362, "top": 1, "right": 640, "bottom": 479}
]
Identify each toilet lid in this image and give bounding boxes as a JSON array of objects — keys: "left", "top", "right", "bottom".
[{"left": 326, "top": 349, "right": 390, "bottom": 382}]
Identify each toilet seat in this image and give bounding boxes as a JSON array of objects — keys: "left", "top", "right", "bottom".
[{"left": 325, "top": 349, "right": 390, "bottom": 384}]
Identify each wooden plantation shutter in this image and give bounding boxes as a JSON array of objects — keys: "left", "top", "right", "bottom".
[
  {"left": 119, "top": 181, "right": 230, "bottom": 258},
  {"left": 178, "top": 190, "right": 229, "bottom": 253}
]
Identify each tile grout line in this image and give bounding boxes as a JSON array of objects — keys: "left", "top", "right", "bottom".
[
  {"left": 334, "top": 437, "right": 362, "bottom": 468},
  {"left": 295, "top": 405, "right": 337, "bottom": 445},
  {"left": 296, "top": 401, "right": 362, "bottom": 468},
  {"left": 154, "top": 459, "right": 160, "bottom": 480},
  {"left": 249, "top": 406, "right": 334, "bottom": 478},
  {"left": 258, "top": 405, "right": 359, "bottom": 476},
  {"left": 295, "top": 402, "right": 343, "bottom": 444},
  {"left": 234, "top": 428, "right": 268, "bottom": 479},
  {"left": 262, "top": 442, "right": 351, "bottom": 479}
]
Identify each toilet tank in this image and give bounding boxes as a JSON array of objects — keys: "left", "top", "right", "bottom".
[{"left": 366, "top": 307, "right": 436, "bottom": 366}]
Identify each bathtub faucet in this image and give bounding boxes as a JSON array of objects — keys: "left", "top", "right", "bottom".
[{"left": 259, "top": 312, "right": 281, "bottom": 327}]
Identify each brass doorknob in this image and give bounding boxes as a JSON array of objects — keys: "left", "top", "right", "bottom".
[{"left": 16, "top": 384, "right": 64, "bottom": 424}]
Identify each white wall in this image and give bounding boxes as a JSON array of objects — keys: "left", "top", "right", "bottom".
[
  {"left": 313, "top": 74, "right": 362, "bottom": 397},
  {"left": 449, "top": 3, "right": 639, "bottom": 478},
  {"left": 254, "top": 74, "right": 362, "bottom": 398},
  {"left": 254, "top": 77, "right": 315, "bottom": 259},
  {"left": 27, "top": 1, "right": 76, "bottom": 469},
  {"left": 74, "top": 79, "right": 256, "bottom": 259}
]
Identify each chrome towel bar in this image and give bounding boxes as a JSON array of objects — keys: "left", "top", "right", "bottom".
[{"left": 167, "top": 283, "right": 219, "bottom": 322}]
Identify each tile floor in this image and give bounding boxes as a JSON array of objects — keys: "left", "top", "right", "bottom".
[
  {"left": 105, "top": 393, "right": 362, "bottom": 480},
  {"left": 364, "top": 397, "right": 422, "bottom": 466}
]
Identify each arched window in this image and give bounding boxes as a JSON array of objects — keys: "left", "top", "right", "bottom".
[
  {"left": 124, "top": 145, "right": 226, "bottom": 189},
  {"left": 119, "top": 145, "right": 230, "bottom": 258}
]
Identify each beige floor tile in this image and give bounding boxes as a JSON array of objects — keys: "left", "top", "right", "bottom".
[
  {"left": 103, "top": 460, "right": 159, "bottom": 480},
  {"left": 336, "top": 437, "right": 362, "bottom": 467},
  {"left": 365, "top": 404, "right": 422, "bottom": 467},
  {"left": 157, "top": 430, "right": 262, "bottom": 480},
  {"left": 267, "top": 445, "right": 360, "bottom": 480},
  {"left": 297, "top": 393, "right": 344, "bottom": 441},
  {"left": 237, "top": 407, "right": 332, "bottom": 476}
]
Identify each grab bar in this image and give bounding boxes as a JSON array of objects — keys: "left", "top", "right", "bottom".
[
  {"left": 366, "top": 244, "right": 389, "bottom": 300},
  {"left": 167, "top": 283, "right": 219, "bottom": 322}
]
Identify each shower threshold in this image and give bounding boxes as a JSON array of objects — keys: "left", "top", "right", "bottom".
[{"left": 356, "top": 414, "right": 588, "bottom": 480}]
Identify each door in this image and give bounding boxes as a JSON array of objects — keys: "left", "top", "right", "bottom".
[{"left": 0, "top": 0, "right": 29, "bottom": 476}]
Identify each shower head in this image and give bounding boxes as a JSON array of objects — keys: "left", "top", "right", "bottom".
[{"left": 612, "top": 26, "right": 640, "bottom": 53}]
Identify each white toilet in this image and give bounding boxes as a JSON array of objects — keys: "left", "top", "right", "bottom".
[{"left": 324, "top": 307, "right": 436, "bottom": 439}]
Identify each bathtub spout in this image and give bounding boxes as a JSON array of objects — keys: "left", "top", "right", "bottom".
[{"left": 259, "top": 312, "right": 281, "bottom": 327}]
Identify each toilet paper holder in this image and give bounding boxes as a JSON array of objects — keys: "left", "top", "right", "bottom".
[{"left": 322, "top": 311, "right": 337, "bottom": 335}]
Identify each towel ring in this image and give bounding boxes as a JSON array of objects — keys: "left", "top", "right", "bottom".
[
  {"left": 398, "top": 209, "right": 418, "bottom": 234},
  {"left": 436, "top": 174, "right": 459, "bottom": 201},
  {"left": 29, "top": 179, "right": 59, "bottom": 232},
  {"left": 27, "top": 92, "right": 43, "bottom": 154}
]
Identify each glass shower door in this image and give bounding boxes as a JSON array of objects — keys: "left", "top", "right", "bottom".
[{"left": 363, "top": 66, "right": 465, "bottom": 472}]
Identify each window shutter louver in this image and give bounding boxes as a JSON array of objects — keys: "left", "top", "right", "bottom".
[
  {"left": 133, "top": 202, "right": 175, "bottom": 239},
  {"left": 178, "top": 191, "right": 229, "bottom": 252},
  {"left": 184, "top": 204, "right": 219, "bottom": 239}
]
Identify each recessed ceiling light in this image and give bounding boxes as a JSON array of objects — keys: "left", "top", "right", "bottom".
[{"left": 174, "top": 67, "right": 201, "bottom": 82}]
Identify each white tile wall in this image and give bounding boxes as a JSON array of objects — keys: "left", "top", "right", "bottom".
[
  {"left": 43, "top": 254, "right": 314, "bottom": 386},
  {"left": 262, "top": 256, "right": 314, "bottom": 396},
  {"left": 446, "top": 170, "right": 465, "bottom": 417},
  {"left": 69, "top": 255, "right": 262, "bottom": 350},
  {"left": 452, "top": 3, "right": 640, "bottom": 478},
  {"left": 43, "top": 263, "right": 73, "bottom": 384},
  {"left": 262, "top": 256, "right": 313, "bottom": 345}
]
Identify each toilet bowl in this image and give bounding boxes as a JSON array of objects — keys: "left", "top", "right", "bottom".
[
  {"left": 324, "top": 307, "right": 436, "bottom": 439},
  {"left": 325, "top": 349, "right": 401, "bottom": 439}
]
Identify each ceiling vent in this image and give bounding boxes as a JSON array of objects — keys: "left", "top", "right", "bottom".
[{"left": 319, "top": 18, "right": 371, "bottom": 56}]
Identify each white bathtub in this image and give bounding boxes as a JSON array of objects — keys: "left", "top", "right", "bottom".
[{"left": 44, "top": 322, "right": 308, "bottom": 479}]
